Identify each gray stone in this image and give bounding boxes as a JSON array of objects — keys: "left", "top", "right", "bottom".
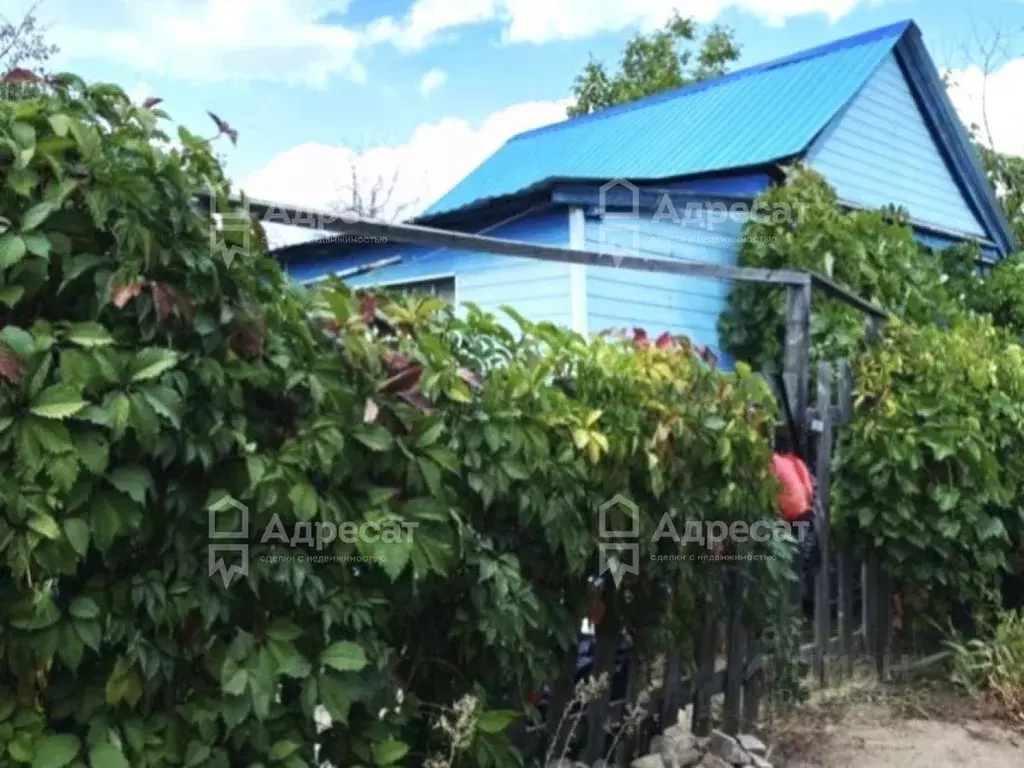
[
  {"left": 708, "top": 730, "right": 749, "bottom": 765},
  {"left": 736, "top": 734, "right": 766, "bottom": 757},
  {"left": 662, "top": 724, "right": 697, "bottom": 750},
  {"left": 750, "top": 756, "right": 772, "bottom": 768},
  {"left": 658, "top": 725, "right": 700, "bottom": 766},
  {"left": 676, "top": 747, "right": 702, "bottom": 766},
  {"left": 699, "top": 755, "right": 732, "bottom": 768},
  {"left": 631, "top": 755, "right": 666, "bottom": 768}
]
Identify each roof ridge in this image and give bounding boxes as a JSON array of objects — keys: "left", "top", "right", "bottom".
[{"left": 510, "top": 18, "right": 914, "bottom": 145}]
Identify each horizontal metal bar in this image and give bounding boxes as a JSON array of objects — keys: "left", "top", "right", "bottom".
[
  {"left": 326, "top": 255, "right": 402, "bottom": 282},
  {"left": 195, "top": 192, "right": 812, "bottom": 287},
  {"left": 809, "top": 272, "right": 888, "bottom": 319}
]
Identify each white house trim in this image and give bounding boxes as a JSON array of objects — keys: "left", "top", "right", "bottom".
[{"left": 568, "top": 207, "right": 588, "bottom": 336}]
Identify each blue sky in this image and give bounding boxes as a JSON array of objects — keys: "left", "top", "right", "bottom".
[{"left": 14, "top": 0, "right": 1024, "bottom": 235}]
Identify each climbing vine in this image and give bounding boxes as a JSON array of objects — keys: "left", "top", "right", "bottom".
[
  {"left": 0, "top": 73, "right": 793, "bottom": 766},
  {"left": 722, "top": 165, "right": 1024, "bottom": 622}
]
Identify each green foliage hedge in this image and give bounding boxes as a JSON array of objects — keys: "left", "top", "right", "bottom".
[
  {"left": 0, "top": 77, "right": 791, "bottom": 766},
  {"left": 721, "top": 165, "right": 1024, "bottom": 622}
]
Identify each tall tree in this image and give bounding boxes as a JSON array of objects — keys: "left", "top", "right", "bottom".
[
  {"left": 0, "top": 2, "right": 58, "bottom": 73},
  {"left": 567, "top": 12, "right": 740, "bottom": 118}
]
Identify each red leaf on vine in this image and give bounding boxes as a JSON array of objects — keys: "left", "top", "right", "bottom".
[
  {"left": 694, "top": 344, "right": 717, "bottom": 366},
  {"left": 0, "top": 347, "right": 22, "bottom": 385},
  {"left": 229, "top": 317, "right": 266, "bottom": 360},
  {"left": 360, "top": 294, "right": 378, "bottom": 324},
  {"left": 382, "top": 350, "right": 412, "bottom": 376},
  {"left": 380, "top": 364, "right": 423, "bottom": 395},
  {"left": 111, "top": 280, "right": 143, "bottom": 308},
  {"left": 633, "top": 328, "right": 650, "bottom": 348},
  {"left": 3, "top": 68, "right": 39, "bottom": 85},
  {"left": 398, "top": 389, "right": 434, "bottom": 413},
  {"left": 655, "top": 332, "right": 674, "bottom": 350},
  {"left": 456, "top": 367, "right": 483, "bottom": 390},
  {"left": 151, "top": 282, "right": 176, "bottom": 322}
]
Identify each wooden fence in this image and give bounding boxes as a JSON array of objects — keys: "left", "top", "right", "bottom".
[{"left": 510, "top": 359, "right": 896, "bottom": 766}]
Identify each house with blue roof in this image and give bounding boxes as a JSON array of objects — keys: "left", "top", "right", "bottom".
[{"left": 275, "top": 19, "right": 1018, "bottom": 365}]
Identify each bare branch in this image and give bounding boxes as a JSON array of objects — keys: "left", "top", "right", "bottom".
[
  {"left": 329, "top": 147, "right": 419, "bottom": 222},
  {"left": 0, "top": 1, "right": 59, "bottom": 73}
]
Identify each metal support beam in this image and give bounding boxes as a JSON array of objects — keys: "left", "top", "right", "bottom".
[
  {"left": 783, "top": 282, "right": 812, "bottom": 457},
  {"left": 195, "top": 192, "right": 813, "bottom": 286}
]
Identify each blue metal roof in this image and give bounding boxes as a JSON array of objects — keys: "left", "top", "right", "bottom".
[{"left": 424, "top": 20, "right": 913, "bottom": 218}]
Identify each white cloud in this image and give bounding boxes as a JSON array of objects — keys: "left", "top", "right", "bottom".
[
  {"left": 374, "top": 0, "right": 876, "bottom": 50},
  {"left": 366, "top": 0, "right": 496, "bottom": 51},
  {"left": 32, "top": 0, "right": 364, "bottom": 86},
  {"left": 945, "top": 59, "right": 1024, "bottom": 158},
  {"left": 242, "top": 98, "right": 570, "bottom": 246},
  {"left": 418, "top": 68, "right": 447, "bottom": 96},
  {"left": 27, "top": 0, "right": 884, "bottom": 84}
]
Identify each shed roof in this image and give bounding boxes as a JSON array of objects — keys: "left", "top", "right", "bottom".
[
  {"left": 425, "top": 20, "right": 912, "bottom": 217},
  {"left": 419, "top": 19, "right": 1016, "bottom": 255}
]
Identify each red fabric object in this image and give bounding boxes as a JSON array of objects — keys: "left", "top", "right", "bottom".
[{"left": 772, "top": 452, "right": 813, "bottom": 522}]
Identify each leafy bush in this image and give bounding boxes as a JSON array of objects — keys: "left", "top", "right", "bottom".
[
  {"left": 832, "top": 317, "right": 1024, "bottom": 616},
  {"left": 949, "top": 609, "right": 1024, "bottom": 721},
  {"left": 721, "top": 165, "right": 1024, "bottom": 621},
  {"left": 720, "top": 165, "right": 966, "bottom": 369},
  {"left": 0, "top": 75, "right": 790, "bottom": 766}
]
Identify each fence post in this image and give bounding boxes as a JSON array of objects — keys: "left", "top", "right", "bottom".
[
  {"left": 722, "top": 566, "right": 749, "bottom": 735},
  {"left": 838, "top": 550, "right": 856, "bottom": 678},
  {"left": 660, "top": 650, "right": 682, "bottom": 733},
  {"left": 544, "top": 646, "right": 582, "bottom": 758},
  {"left": 580, "top": 597, "right": 621, "bottom": 763},
  {"left": 691, "top": 604, "right": 719, "bottom": 737},
  {"left": 783, "top": 282, "right": 812, "bottom": 457},
  {"left": 812, "top": 362, "right": 834, "bottom": 685}
]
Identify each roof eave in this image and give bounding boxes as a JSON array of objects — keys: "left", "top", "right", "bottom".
[{"left": 895, "top": 25, "right": 1019, "bottom": 257}]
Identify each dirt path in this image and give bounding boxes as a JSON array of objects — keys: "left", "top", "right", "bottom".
[{"left": 781, "top": 703, "right": 1024, "bottom": 767}]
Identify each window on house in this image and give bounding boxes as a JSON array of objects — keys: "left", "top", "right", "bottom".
[{"left": 383, "top": 276, "right": 456, "bottom": 303}]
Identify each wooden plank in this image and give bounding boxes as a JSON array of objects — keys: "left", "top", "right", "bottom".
[
  {"left": 783, "top": 283, "right": 812, "bottom": 458},
  {"left": 862, "top": 560, "right": 876, "bottom": 659},
  {"left": 877, "top": 568, "right": 893, "bottom": 680},
  {"left": 838, "top": 549, "right": 856, "bottom": 678},
  {"left": 813, "top": 362, "right": 834, "bottom": 685},
  {"left": 615, "top": 639, "right": 642, "bottom": 768},
  {"left": 692, "top": 609, "right": 719, "bottom": 737},
  {"left": 544, "top": 644, "right": 582, "bottom": 758},
  {"left": 660, "top": 650, "right": 682, "bottom": 732},
  {"left": 581, "top": 609, "right": 621, "bottom": 763},
  {"left": 723, "top": 568, "right": 748, "bottom": 735},
  {"left": 836, "top": 359, "right": 853, "bottom": 425},
  {"left": 742, "top": 670, "right": 763, "bottom": 734}
]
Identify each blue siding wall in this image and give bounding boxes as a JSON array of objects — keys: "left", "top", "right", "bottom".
[
  {"left": 807, "top": 52, "right": 986, "bottom": 238},
  {"left": 285, "top": 212, "right": 574, "bottom": 327},
  {"left": 582, "top": 205, "right": 743, "bottom": 367}
]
